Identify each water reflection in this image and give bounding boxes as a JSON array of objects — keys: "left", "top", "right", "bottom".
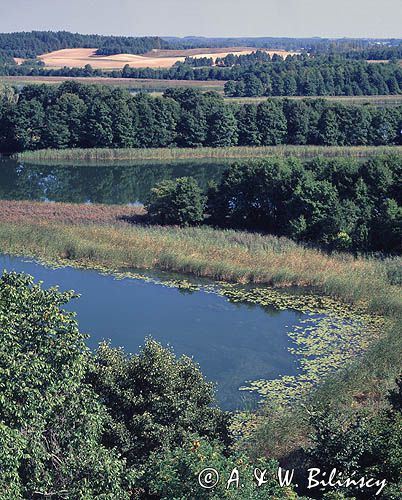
[{"left": 0, "top": 158, "right": 228, "bottom": 205}]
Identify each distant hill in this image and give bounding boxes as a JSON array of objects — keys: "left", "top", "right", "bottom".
[
  {"left": 0, "top": 31, "right": 401, "bottom": 70},
  {"left": 1, "top": 31, "right": 402, "bottom": 61},
  {"left": 0, "top": 31, "right": 169, "bottom": 59}
]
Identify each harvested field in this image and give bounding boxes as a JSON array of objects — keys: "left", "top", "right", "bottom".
[
  {"left": 225, "top": 94, "right": 402, "bottom": 107},
  {"left": 0, "top": 200, "right": 144, "bottom": 225},
  {"left": 36, "top": 47, "right": 297, "bottom": 69}
]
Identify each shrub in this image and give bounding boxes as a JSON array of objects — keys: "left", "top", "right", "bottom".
[
  {"left": 307, "top": 377, "right": 402, "bottom": 499},
  {"left": 146, "top": 176, "right": 207, "bottom": 226},
  {"left": 87, "top": 339, "right": 231, "bottom": 467},
  {"left": 142, "top": 437, "right": 301, "bottom": 499}
]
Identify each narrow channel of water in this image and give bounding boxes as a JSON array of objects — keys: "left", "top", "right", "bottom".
[
  {"left": 0, "top": 158, "right": 228, "bottom": 205},
  {"left": 0, "top": 254, "right": 305, "bottom": 410}
]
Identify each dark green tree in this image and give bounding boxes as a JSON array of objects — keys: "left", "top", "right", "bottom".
[
  {"left": 236, "top": 104, "right": 261, "bottom": 146},
  {"left": 146, "top": 176, "right": 207, "bottom": 225},
  {"left": 207, "top": 107, "right": 238, "bottom": 147},
  {"left": 0, "top": 272, "right": 130, "bottom": 498},
  {"left": 83, "top": 98, "right": 113, "bottom": 147},
  {"left": 284, "top": 100, "right": 309, "bottom": 144},
  {"left": 257, "top": 100, "right": 287, "bottom": 145},
  {"left": 318, "top": 108, "right": 340, "bottom": 145},
  {"left": 87, "top": 340, "right": 230, "bottom": 469}
]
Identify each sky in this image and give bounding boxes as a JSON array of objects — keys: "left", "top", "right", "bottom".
[{"left": 1, "top": 0, "right": 401, "bottom": 39}]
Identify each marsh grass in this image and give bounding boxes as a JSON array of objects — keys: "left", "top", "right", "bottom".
[
  {"left": 0, "top": 220, "right": 400, "bottom": 319},
  {"left": 15, "top": 145, "right": 402, "bottom": 162}
]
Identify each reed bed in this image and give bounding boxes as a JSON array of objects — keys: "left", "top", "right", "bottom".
[
  {"left": 15, "top": 145, "right": 402, "bottom": 162},
  {"left": 0, "top": 200, "right": 144, "bottom": 224},
  {"left": 0, "top": 217, "right": 400, "bottom": 319}
]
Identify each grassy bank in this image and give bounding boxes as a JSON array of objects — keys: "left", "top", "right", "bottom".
[{"left": 15, "top": 145, "right": 402, "bottom": 162}]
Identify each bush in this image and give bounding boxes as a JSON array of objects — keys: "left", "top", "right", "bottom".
[
  {"left": 86, "top": 339, "right": 231, "bottom": 467},
  {"left": 307, "top": 377, "right": 402, "bottom": 499},
  {"left": 0, "top": 271, "right": 131, "bottom": 498},
  {"left": 142, "top": 437, "right": 301, "bottom": 499},
  {"left": 146, "top": 176, "right": 207, "bottom": 226}
]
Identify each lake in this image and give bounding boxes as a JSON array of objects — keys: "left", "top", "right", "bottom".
[
  {"left": 0, "top": 158, "right": 228, "bottom": 205},
  {"left": 0, "top": 254, "right": 305, "bottom": 410}
]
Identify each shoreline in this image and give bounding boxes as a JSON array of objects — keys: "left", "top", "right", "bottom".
[
  {"left": 0, "top": 200, "right": 399, "bottom": 315},
  {"left": 0, "top": 249, "right": 384, "bottom": 409}
]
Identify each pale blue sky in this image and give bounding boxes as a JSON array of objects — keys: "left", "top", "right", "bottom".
[{"left": 1, "top": 0, "right": 401, "bottom": 38}]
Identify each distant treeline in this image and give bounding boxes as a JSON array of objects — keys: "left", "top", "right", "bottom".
[
  {"left": 2, "top": 31, "right": 401, "bottom": 59},
  {"left": 0, "top": 31, "right": 169, "bottom": 58},
  {"left": 1, "top": 83, "right": 401, "bottom": 154},
  {"left": 342, "top": 44, "right": 402, "bottom": 61},
  {"left": 224, "top": 59, "right": 402, "bottom": 97},
  {"left": 207, "top": 156, "right": 402, "bottom": 252},
  {"left": 3, "top": 55, "right": 402, "bottom": 98}
]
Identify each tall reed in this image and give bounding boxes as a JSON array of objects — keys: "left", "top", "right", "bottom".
[{"left": 15, "top": 145, "right": 402, "bottom": 162}]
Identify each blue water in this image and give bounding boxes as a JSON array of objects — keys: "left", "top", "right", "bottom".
[{"left": 0, "top": 254, "right": 303, "bottom": 410}]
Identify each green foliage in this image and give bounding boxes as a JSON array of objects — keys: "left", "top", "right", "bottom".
[
  {"left": 146, "top": 176, "right": 207, "bottom": 226},
  {"left": 208, "top": 156, "right": 401, "bottom": 252},
  {"left": 236, "top": 104, "right": 261, "bottom": 146},
  {"left": 307, "top": 377, "right": 402, "bottom": 499},
  {"left": 207, "top": 107, "right": 238, "bottom": 147},
  {"left": 87, "top": 340, "right": 231, "bottom": 467},
  {"left": 0, "top": 271, "right": 237, "bottom": 498},
  {"left": 0, "top": 271, "right": 131, "bottom": 498},
  {"left": 1, "top": 82, "right": 402, "bottom": 154},
  {"left": 222, "top": 58, "right": 402, "bottom": 98},
  {"left": 257, "top": 101, "right": 287, "bottom": 145},
  {"left": 143, "top": 438, "right": 299, "bottom": 499},
  {"left": 0, "top": 83, "right": 16, "bottom": 105}
]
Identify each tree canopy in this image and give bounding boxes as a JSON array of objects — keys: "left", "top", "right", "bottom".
[{"left": 1, "top": 83, "right": 402, "bottom": 154}]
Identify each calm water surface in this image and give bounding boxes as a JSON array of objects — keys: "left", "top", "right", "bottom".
[
  {"left": 0, "top": 254, "right": 305, "bottom": 410},
  {"left": 0, "top": 158, "right": 228, "bottom": 204}
]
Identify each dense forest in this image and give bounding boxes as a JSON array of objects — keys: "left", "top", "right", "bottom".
[
  {"left": 178, "top": 54, "right": 402, "bottom": 97},
  {"left": 223, "top": 58, "right": 402, "bottom": 97},
  {"left": 145, "top": 156, "right": 401, "bottom": 253},
  {"left": 1, "top": 83, "right": 401, "bottom": 154},
  {"left": 206, "top": 156, "right": 402, "bottom": 253}
]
